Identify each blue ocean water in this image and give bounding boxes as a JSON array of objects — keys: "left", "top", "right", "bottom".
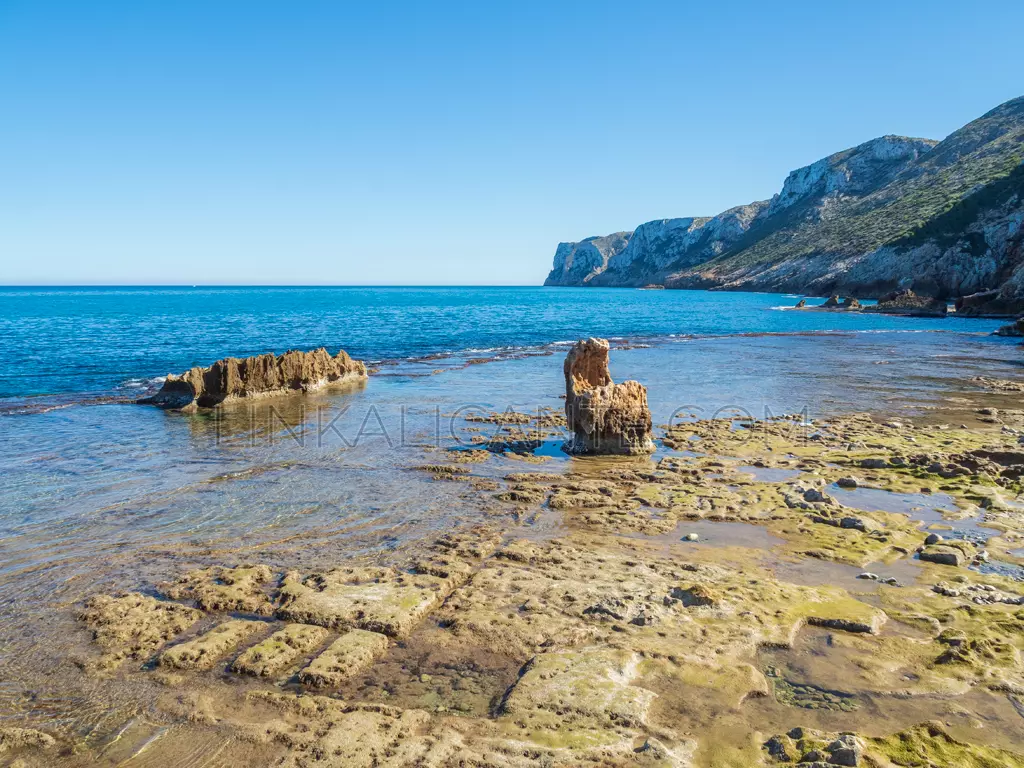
[{"left": 0, "top": 285, "right": 1010, "bottom": 403}]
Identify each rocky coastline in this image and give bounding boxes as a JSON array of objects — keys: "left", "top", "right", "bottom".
[
  {"left": 7, "top": 340, "right": 1017, "bottom": 767},
  {"left": 544, "top": 96, "right": 1024, "bottom": 320}
]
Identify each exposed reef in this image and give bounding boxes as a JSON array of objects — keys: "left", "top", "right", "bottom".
[
  {"left": 562, "top": 338, "right": 654, "bottom": 455},
  {"left": 140, "top": 347, "right": 367, "bottom": 410},
  {"left": 865, "top": 288, "right": 949, "bottom": 316},
  {"left": 30, "top": 343, "right": 1024, "bottom": 765}
]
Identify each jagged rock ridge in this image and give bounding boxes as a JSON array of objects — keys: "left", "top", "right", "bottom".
[
  {"left": 141, "top": 347, "right": 368, "bottom": 410},
  {"left": 545, "top": 96, "right": 1024, "bottom": 315}
]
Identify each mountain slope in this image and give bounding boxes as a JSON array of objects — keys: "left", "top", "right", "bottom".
[{"left": 544, "top": 96, "right": 1024, "bottom": 313}]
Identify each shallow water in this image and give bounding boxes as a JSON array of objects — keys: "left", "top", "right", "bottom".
[
  {"left": 0, "top": 285, "right": 1010, "bottom": 404},
  {"left": 828, "top": 484, "right": 996, "bottom": 543},
  {"left": 1, "top": 287, "right": 1023, "bottom": 760},
  {"left": 739, "top": 465, "right": 802, "bottom": 482}
]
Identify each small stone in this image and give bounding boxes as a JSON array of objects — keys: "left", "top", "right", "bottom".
[
  {"left": 827, "top": 734, "right": 863, "bottom": 766},
  {"left": 683, "top": 533, "right": 700, "bottom": 542},
  {"left": 836, "top": 477, "right": 859, "bottom": 488},
  {"left": 804, "top": 488, "right": 830, "bottom": 503},
  {"left": 857, "top": 573, "right": 878, "bottom": 580},
  {"left": 420, "top": 673, "right": 432, "bottom": 683},
  {"left": 840, "top": 516, "right": 875, "bottom": 533},
  {"left": 924, "top": 533, "right": 943, "bottom": 545},
  {"left": 919, "top": 545, "right": 965, "bottom": 567}
]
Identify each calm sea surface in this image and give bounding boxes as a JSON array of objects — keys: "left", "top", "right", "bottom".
[{"left": 0, "top": 285, "right": 1013, "bottom": 402}]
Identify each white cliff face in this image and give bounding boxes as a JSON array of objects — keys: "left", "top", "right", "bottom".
[
  {"left": 578, "top": 201, "right": 770, "bottom": 287},
  {"left": 545, "top": 96, "right": 1024, "bottom": 311},
  {"left": 766, "top": 136, "right": 936, "bottom": 217},
  {"left": 547, "top": 136, "right": 937, "bottom": 289},
  {"left": 544, "top": 232, "right": 632, "bottom": 286}
]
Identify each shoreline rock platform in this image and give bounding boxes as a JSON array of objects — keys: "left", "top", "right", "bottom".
[{"left": 11, "top": 339, "right": 1024, "bottom": 767}]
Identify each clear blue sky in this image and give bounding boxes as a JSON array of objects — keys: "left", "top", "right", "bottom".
[{"left": 1, "top": 1, "right": 1021, "bottom": 286}]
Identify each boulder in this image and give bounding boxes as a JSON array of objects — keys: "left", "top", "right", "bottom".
[
  {"left": 822, "top": 295, "right": 841, "bottom": 308},
  {"left": 841, "top": 297, "right": 862, "bottom": 309},
  {"left": 140, "top": 347, "right": 367, "bottom": 411},
  {"left": 994, "top": 317, "right": 1024, "bottom": 337},
  {"left": 956, "top": 289, "right": 1024, "bottom": 317},
  {"left": 562, "top": 338, "right": 654, "bottom": 455},
  {"left": 919, "top": 544, "right": 966, "bottom": 567},
  {"left": 794, "top": 298, "right": 807, "bottom": 308},
  {"left": 866, "top": 289, "right": 947, "bottom": 317}
]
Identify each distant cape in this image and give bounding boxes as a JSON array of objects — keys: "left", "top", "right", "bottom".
[{"left": 545, "top": 96, "right": 1024, "bottom": 317}]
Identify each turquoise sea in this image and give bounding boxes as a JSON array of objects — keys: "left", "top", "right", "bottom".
[
  {"left": 1, "top": 283, "right": 1019, "bottom": 572},
  {"left": 0, "top": 285, "right": 1015, "bottom": 403}
]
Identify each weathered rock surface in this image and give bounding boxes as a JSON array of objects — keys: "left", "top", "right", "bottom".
[
  {"left": 159, "top": 564, "right": 277, "bottom": 615},
  {"left": 545, "top": 96, "right": 1024, "bottom": 313},
  {"left": 159, "top": 619, "right": 266, "bottom": 670},
  {"left": 865, "top": 288, "right": 948, "bottom": 316},
  {"left": 78, "top": 593, "right": 203, "bottom": 671},
  {"left": 141, "top": 347, "right": 367, "bottom": 410},
  {"left": 298, "top": 629, "right": 390, "bottom": 688},
  {"left": 231, "top": 623, "right": 330, "bottom": 677},
  {"left": 562, "top": 338, "right": 654, "bottom": 455},
  {"left": 0, "top": 727, "right": 56, "bottom": 755},
  {"left": 995, "top": 317, "right": 1024, "bottom": 336}
]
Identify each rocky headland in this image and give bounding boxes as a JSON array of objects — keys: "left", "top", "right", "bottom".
[
  {"left": 140, "top": 347, "right": 367, "bottom": 411},
  {"left": 545, "top": 95, "right": 1024, "bottom": 318}
]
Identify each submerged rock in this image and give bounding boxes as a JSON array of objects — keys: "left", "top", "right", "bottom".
[
  {"left": 140, "top": 347, "right": 367, "bottom": 410},
  {"left": 562, "top": 338, "right": 654, "bottom": 455}
]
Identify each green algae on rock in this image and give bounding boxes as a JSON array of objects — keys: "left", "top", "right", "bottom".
[
  {"left": 78, "top": 592, "right": 204, "bottom": 671},
  {"left": 159, "top": 618, "right": 267, "bottom": 670},
  {"left": 231, "top": 623, "right": 330, "bottom": 677},
  {"left": 298, "top": 628, "right": 390, "bottom": 688}
]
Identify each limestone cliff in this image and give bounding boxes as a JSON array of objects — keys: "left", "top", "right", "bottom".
[
  {"left": 545, "top": 96, "right": 1024, "bottom": 314},
  {"left": 141, "top": 348, "right": 367, "bottom": 410}
]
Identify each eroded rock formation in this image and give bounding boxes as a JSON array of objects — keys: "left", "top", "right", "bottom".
[
  {"left": 563, "top": 338, "right": 654, "bottom": 455},
  {"left": 866, "top": 288, "right": 947, "bottom": 316},
  {"left": 141, "top": 347, "right": 367, "bottom": 410}
]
